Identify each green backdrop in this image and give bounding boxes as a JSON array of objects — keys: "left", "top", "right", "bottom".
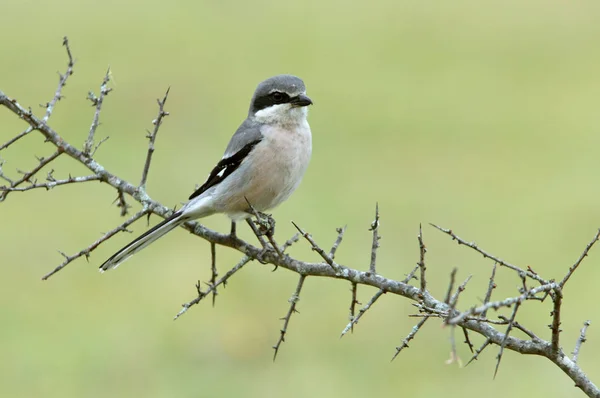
[{"left": 1, "top": 1, "right": 599, "bottom": 397}]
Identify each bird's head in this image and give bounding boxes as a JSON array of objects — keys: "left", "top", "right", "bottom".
[{"left": 249, "top": 74, "right": 312, "bottom": 125}]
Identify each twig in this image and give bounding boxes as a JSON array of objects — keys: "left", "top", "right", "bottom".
[
  {"left": 494, "top": 302, "right": 520, "bottom": 378},
  {"left": 518, "top": 271, "right": 528, "bottom": 294},
  {"left": 42, "top": 208, "right": 148, "bottom": 279},
  {"left": 560, "top": 229, "right": 600, "bottom": 288},
  {"left": 391, "top": 317, "right": 428, "bottom": 361},
  {"left": 462, "top": 327, "right": 474, "bottom": 353},
  {"left": 0, "top": 150, "right": 62, "bottom": 202},
  {"left": 140, "top": 87, "right": 170, "bottom": 189},
  {"left": 449, "top": 275, "right": 472, "bottom": 309},
  {"left": 328, "top": 226, "right": 347, "bottom": 259},
  {"left": 0, "top": 174, "right": 100, "bottom": 192},
  {"left": 0, "top": 37, "right": 74, "bottom": 152},
  {"left": 402, "top": 264, "right": 420, "bottom": 284},
  {"left": 466, "top": 338, "right": 491, "bottom": 366},
  {"left": 265, "top": 230, "right": 285, "bottom": 259},
  {"left": 481, "top": 263, "right": 497, "bottom": 318},
  {"left": 369, "top": 203, "right": 380, "bottom": 274},
  {"left": 572, "top": 321, "right": 591, "bottom": 364},
  {"left": 42, "top": 36, "right": 75, "bottom": 123},
  {"left": 281, "top": 233, "right": 300, "bottom": 251},
  {"left": 348, "top": 282, "right": 359, "bottom": 333},
  {"left": 444, "top": 268, "right": 457, "bottom": 304},
  {"left": 292, "top": 221, "right": 341, "bottom": 274},
  {"left": 84, "top": 67, "right": 112, "bottom": 155},
  {"left": 448, "top": 283, "right": 557, "bottom": 325},
  {"left": 1, "top": 127, "right": 34, "bottom": 152},
  {"left": 418, "top": 224, "right": 427, "bottom": 293},
  {"left": 431, "top": 224, "right": 548, "bottom": 285},
  {"left": 175, "top": 255, "right": 253, "bottom": 319},
  {"left": 0, "top": 158, "right": 13, "bottom": 184},
  {"left": 176, "top": 232, "right": 301, "bottom": 320},
  {"left": 90, "top": 136, "right": 109, "bottom": 157},
  {"left": 210, "top": 242, "right": 218, "bottom": 307},
  {"left": 551, "top": 286, "right": 563, "bottom": 353},
  {"left": 273, "top": 274, "right": 306, "bottom": 360},
  {"left": 498, "top": 315, "right": 541, "bottom": 341},
  {"left": 341, "top": 289, "right": 385, "bottom": 337}
]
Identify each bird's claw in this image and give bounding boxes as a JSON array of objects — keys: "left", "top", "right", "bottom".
[{"left": 251, "top": 212, "right": 276, "bottom": 236}]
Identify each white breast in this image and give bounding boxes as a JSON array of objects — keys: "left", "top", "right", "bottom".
[
  {"left": 209, "top": 116, "right": 312, "bottom": 219},
  {"left": 252, "top": 119, "right": 312, "bottom": 209}
]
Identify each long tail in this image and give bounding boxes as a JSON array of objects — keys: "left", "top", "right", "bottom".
[{"left": 99, "top": 211, "right": 189, "bottom": 272}]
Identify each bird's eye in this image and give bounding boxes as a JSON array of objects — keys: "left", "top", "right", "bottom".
[{"left": 271, "top": 92, "right": 285, "bottom": 103}]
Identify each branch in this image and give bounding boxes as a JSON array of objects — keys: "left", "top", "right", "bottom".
[
  {"left": 84, "top": 68, "right": 112, "bottom": 155},
  {"left": 551, "top": 286, "right": 563, "bottom": 353},
  {"left": 292, "top": 221, "right": 341, "bottom": 274},
  {"left": 328, "top": 226, "right": 347, "bottom": 259},
  {"left": 42, "top": 208, "right": 148, "bottom": 280},
  {"left": 139, "top": 88, "right": 170, "bottom": 189},
  {"left": 43, "top": 36, "right": 75, "bottom": 123},
  {"left": 448, "top": 282, "right": 557, "bottom": 325},
  {"left": 494, "top": 301, "right": 520, "bottom": 378},
  {"left": 391, "top": 317, "right": 428, "bottom": 361},
  {"left": 347, "top": 282, "right": 359, "bottom": 334},
  {"left": 368, "top": 203, "right": 380, "bottom": 274},
  {"left": 466, "top": 338, "right": 491, "bottom": 366},
  {"left": 481, "top": 262, "right": 497, "bottom": 318},
  {"left": 0, "top": 37, "right": 74, "bottom": 152},
  {"left": 273, "top": 275, "right": 306, "bottom": 360},
  {"left": 210, "top": 242, "right": 218, "bottom": 306},
  {"left": 0, "top": 174, "right": 100, "bottom": 192},
  {"left": 431, "top": 223, "right": 548, "bottom": 285},
  {"left": 418, "top": 223, "right": 427, "bottom": 294},
  {"left": 175, "top": 255, "right": 253, "bottom": 320},
  {"left": 560, "top": 229, "right": 600, "bottom": 288},
  {"left": 341, "top": 289, "right": 385, "bottom": 337},
  {"left": 572, "top": 321, "right": 591, "bottom": 364},
  {"left": 0, "top": 151, "right": 62, "bottom": 202}
]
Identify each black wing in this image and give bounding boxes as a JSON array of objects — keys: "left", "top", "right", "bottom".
[{"left": 189, "top": 139, "right": 261, "bottom": 200}]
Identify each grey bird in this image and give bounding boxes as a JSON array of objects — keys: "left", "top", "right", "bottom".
[{"left": 100, "top": 74, "right": 313, "bottom": 271}]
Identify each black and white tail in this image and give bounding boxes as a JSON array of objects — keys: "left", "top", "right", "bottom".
[{"left": 99, "top": 211, "right": 188, "bottom": 272}]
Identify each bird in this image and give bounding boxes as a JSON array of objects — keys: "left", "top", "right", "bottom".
[{"left": 99, "top": 74, "right": 313, "bottom": 272}]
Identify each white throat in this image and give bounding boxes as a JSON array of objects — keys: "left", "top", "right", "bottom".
[{"left": 254, "top": 104, "right": 308, "bottom": 126}]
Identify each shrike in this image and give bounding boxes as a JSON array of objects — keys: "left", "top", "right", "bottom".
[{"left": 100, "top": 74, "right": 312, "bottom": 271}]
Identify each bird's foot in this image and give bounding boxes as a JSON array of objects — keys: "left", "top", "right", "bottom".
[
  {"left": 229, "top": 221, "right": 237, "bottom": 239},
  {"left": 251, "top": 212, "right": 275, "bottom": 236}
]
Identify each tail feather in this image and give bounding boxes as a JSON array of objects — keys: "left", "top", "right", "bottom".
[{"left": 99, "top": 211, "right": 188, "bottom": 272}]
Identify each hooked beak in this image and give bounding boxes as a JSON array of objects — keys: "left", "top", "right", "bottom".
[{"left": 290, "top": 94, "right": 313, "bottom": 107}]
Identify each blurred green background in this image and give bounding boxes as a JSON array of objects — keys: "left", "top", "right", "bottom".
[{"left": 2, "top": 0, "right": 600, "bottom": 397}]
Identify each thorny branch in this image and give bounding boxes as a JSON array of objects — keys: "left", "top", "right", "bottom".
[
  {"left": 418, "top": 224, "right": 427, "bottom": 294},
  {"left": 273, "top": 275, "right": 306, "bottom": 360},
  {"left": 340, "top": 289, "right": 385, "bottom": 337},
  {"left": 430, "top": 223, "right": 549, "bottom": 285},
  {"left": 369, "top": 203, "right": 380, "bottom": 274},
  {"left": 572, "top": 321, "right": 591, "bottom": 364},
  {"left": 2, "top": 38, "right": 600, "bottom": 397},
  {"left": 0, "top": 174, "right": 100, "bottom": 193},
  {"left": 84, "top": 67, "right": 112, "bottom": 155},
  {"left": 328, "top": 226, "right": 346, "bottom": 259},
  {"left": 391, "top": 317, "right": 428, "bottom": 361},
  {"left": 43, "top": 209, "right": 149, "bottom": 280},
  {"left": 140, "top": 88, "right": 170, "bottom": 189}
]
